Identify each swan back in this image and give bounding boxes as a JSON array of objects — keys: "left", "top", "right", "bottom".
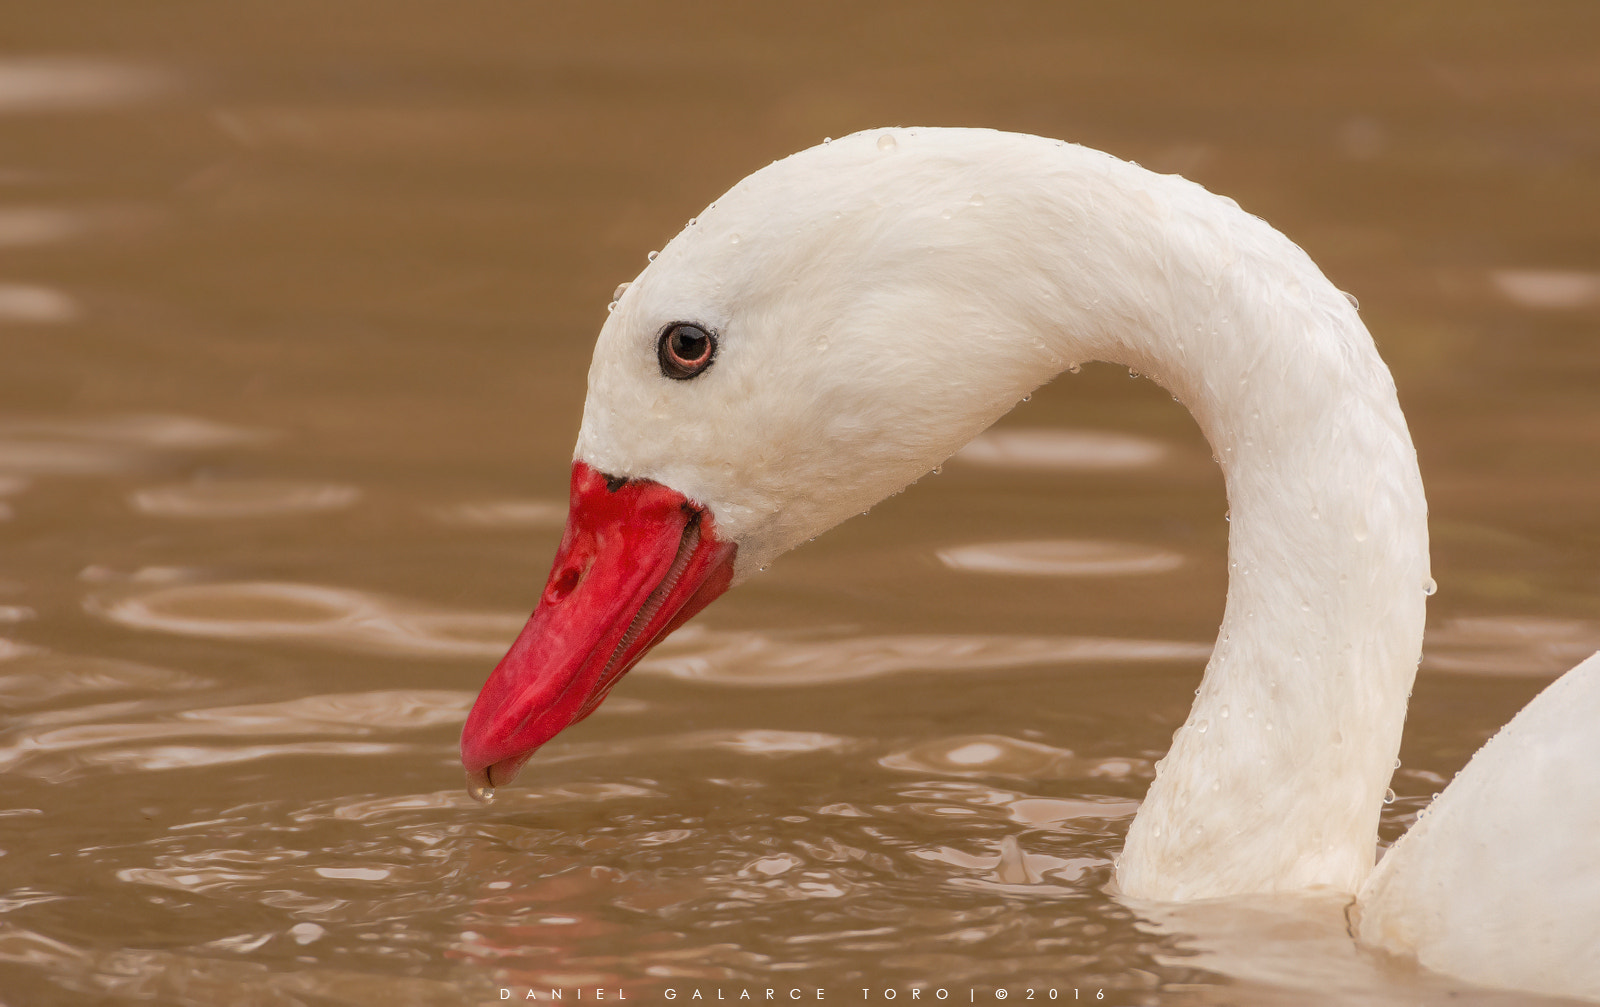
[{"left": 1357, "top": 651, "right": 1600, "bottom": 999}]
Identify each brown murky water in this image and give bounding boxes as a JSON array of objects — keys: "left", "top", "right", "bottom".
[{"left": 3, "top": 4, "right": 1598, "bottom": 1004}]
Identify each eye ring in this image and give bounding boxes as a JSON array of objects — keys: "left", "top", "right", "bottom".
[{"left": 657, "top": 322, "right": 718, "bottom": 380}]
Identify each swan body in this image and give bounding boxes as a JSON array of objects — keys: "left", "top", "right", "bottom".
[
  {"left": 1356, "top": 649, "right": 1600, "bottom": 995},
  {"left": 462, "top": 128, "right": 1600, "bottom": 1000}
]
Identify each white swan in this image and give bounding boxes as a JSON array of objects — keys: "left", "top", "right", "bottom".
[{"left": 461, "top": 128, "right": 1600, "bottom": 1001}]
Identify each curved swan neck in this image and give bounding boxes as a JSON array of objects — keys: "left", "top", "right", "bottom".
[
  {"left": 1023, "top": 149, "right": 1429, "bottom": 899},
  {"left": 884, "top": 137, "right": 1432, "bottom": 898}
]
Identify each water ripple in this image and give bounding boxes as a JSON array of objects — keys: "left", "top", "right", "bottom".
[
  {"left": 323, "top": 782, "right": 663, "bottom": 822},
  {"left": 529, "top": 728, "right": 859, "bottom": 769},
  {"left": 0, "top": 921, "right": 478, "bottom": 1005},
  {"left": 6, "top": 414, "right": 273, "bottom": 450},
  {"left": 87, "top": 580, "right": 523, "bottom": 658},
  {"left": 0, "top": 283, "right": 78, "bottom": 323},
  {"left": 0, "top": 58, "right": 173, "bottom": 114},
  {"left": 880, "top": 734, "right": 1152, "bottom": 783},
  {"left": 131, "top": 480, "right": 361, "bottom": 518},
  {"left": 1490, "top": 269, "right": 1600, "bottom": 310},
  {"left": 0, "top": 206, "right": 87, "bottom": 248},
  {"left": 918, "top": 834, "right": 1104, "bottom": 894},
  {"left": 638, "top": 624, "right": 1211, "bottom": 686},
  {"left": 429, "top": 499, "right": 566, "bottom": 528},
  {"left": 7, "top": 751, "right": 1178, "bottom": 997},
  {"left": 954, "top": 428, "right": 1167, "bottom": 471},
  {"left": 0, "top": 688, "right": 474, "bottom": 779},
  {"left": 938, "top": 539, "right": 1185, "bottom": 576},
  {"left": 0, "top": 414, "right": 273, "bottom": 477},
  {"left": 1423, "top": 616, "right": 1600, "bottom": 676},
  {"left": 0, "top": 646, "right": 213, "bottom": 708}
]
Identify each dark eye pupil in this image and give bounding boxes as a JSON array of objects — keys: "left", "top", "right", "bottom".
[
  {"left": 672, "top": 329, "right": 707, "bottom": 360},
  {"left": 657, "top": 322, "right": 717, "bottom": 380}
]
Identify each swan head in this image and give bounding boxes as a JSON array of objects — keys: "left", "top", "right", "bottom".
[
  {"left": 582, "top": 129, "right": 1076, "bottom": 567},
  {"left": 463, "top": 129, "right": 1075, "bottom": 789}
]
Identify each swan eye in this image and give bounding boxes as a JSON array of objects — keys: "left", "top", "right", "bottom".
[{"left": 657, "top": 322, "right": 717, "bottom": 380}]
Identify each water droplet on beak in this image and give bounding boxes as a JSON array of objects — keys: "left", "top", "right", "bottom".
[{"left": 466, "top": 770, "right": 496, "bottom": 805}]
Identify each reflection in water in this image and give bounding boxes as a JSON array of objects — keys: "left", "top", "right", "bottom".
[
  {"left": 954, "top": 428, "right": 1167, "bottom": 471},
  {"left": 36, "top": 739, "right": 411, "bottom": 775},
  {"left": 327, "top": 782, "right": 663, "bottom": 822},
  {"left": 88, "top": 581, "right": 523, "bottom": 658},
  {"left": 78, "top": 564, "right": 203, "bottom": 586},
  {"left": 637, "top": 624, "right": 1212, "bottom": 685},
  {"left": 0, "top": 436, "right": 139, "bottom": 475},
  {"left": 429, "top": 499, "right": 567, "bottom": 528},
  {"left": 0, "top": 681, "right": 473, "bottom": 779},
  {"left": 19, "top": 754, "right": 1164, "bottom": 995},
  {"left": 0, "top": 635, "right": 1560, "bottom": 1002},
  {"left": 938, "top": 539, "right": 1185, "bottom": 576},
  {"left": 0, "top": 646, "right": 212, "bottom": 706},
  {"left": 1006, "top": 796, "right": 1143, "bottom": 826},
  {"left": 524, "top": 728, "right": 858, "bottom": 770},
  {"left": 0, "top": 283, "right": 77, "bottom": 323},
  {"left": 0, "top": 57, "right": 171, "bottom": 113},
  {"left": 87, "top": 578, "right": 1211, "bottom": 682},
  {"left": 1423, "top": 616, "right": 1600, "bottom": 676},
  {"left": 0, "top": 631, "right": 658, "bottom": 783},
  {"left": 880, "top": 733, "right": 1149, "bottom": 782},
  {"left": 131, "top": 479, "right": 361, "bottom": 518},
  {"left": 0, "top": 415, "right": 274, "bottom": 449},
  {"left": 917, "top": 833, "right": 1103, "bottom": 893},
  {"left": 0, "top": 414, "right": 273, "bottom": 476},
  {"left": 0, "top": 475, "right": 22, "bottom": 520},
  {"left": 1490, "top": 269, "right": 1600, "bottom": 310},
  {"left": 0, "top": 921, "right": 476, "bottom": 1005},
  {"left": 0, "top": 206, "right": 86, "bottom": 248}
]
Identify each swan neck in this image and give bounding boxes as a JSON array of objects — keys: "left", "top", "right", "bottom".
[{"left": 1000, "top": 160, "right": 1431, "bottom": 899}]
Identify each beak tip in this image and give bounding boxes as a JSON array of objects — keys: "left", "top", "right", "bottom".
[
  {"left": 464, "top": 749, "right": 534, "bottom": 803},
  {"left": 465, "top": 765, "right": 497, "bottom": 805}
]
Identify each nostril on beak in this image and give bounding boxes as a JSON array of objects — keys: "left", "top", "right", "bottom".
[{"left": 544, "top": 566, "right": 583, "bottom": 604}]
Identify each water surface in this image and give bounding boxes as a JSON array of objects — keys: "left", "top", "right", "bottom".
[{"left": 2, "top": 3, "right": 1598, "bottom": 1004}]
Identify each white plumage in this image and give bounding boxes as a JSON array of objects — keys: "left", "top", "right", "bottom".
[{"left": 575, "top": 127, "right": 1600, "bottom": 1001}]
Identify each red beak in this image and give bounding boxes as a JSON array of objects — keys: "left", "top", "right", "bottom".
[{"left": 461, "top": 461, "right": 736, "bottom": 795}]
